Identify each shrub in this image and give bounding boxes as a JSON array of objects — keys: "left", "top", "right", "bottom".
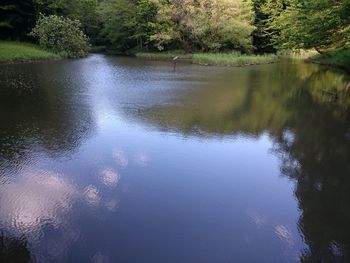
[{"left": 29, "top": 15, "right": 90, "bottom": 58}]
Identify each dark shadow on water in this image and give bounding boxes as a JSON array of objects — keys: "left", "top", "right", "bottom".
[
  {"left": 0, "top": 233, "right": 32, "bottom": 263},
  {"left": 0, "top": 62, "right": 94, "bottom": 168}
]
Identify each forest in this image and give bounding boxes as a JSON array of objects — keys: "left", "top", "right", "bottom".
[{"left": 0, "top": 0, "right": 350, "bottom": 65}]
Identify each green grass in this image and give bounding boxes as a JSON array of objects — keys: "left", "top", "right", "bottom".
[
  {"left": 136, "top": 50, "right": 278, "bottom": 66},
  {"left": 0, "top": 41, "right": 60, "bottom": 62},
  {"left": 310, "top": 49, "right": 350, "bottom": 68},
  {"left": 192, "top": 52, "right": 278, "bottom": 66}
]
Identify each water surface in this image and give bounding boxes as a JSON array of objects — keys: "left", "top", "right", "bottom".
[{"left": 0, "top": 55, "right": 349, "bottom": 262}]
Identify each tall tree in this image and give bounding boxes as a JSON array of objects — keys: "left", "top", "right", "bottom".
[
  {"left": 99, "top": 0, "right": 158, "bottom": 50},
  {"left": 266, "top": 0, "right": 350, "bottom": 52},
  {"left": 0, "top": 0, "right": 36, "bottom": 40},
  {"left": 152, "top": 0, "right": 256, "bottom": 52},
  {"left": 251, "top": 0, "right": 283, "bottom": 52},
  {"left": 98, "top": 0, "right": 256, "bottom": 52}
]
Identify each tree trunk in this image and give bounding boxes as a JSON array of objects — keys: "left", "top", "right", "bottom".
[{"left": 315, "top": 47, "right": 331, "bottom": 58}]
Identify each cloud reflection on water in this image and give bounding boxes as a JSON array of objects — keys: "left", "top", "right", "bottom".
[
  {"left": 0, "top": 169, "right": 77, "bottom": 236},
  {"left": 134, "top": 152, "right": 149, "bottom": 167},
  {"left": 0, "top": 169, "right": 81, "bottom": 261},
  {"left": 84, "top": 185, "right": 101, "bottom": 205},
  {"left": 113, "top": 149, "right": 128, "bottom": 168},
  {"left": 100, "top": 169, "right": 119, "bottom": 187},
  {"left": 0, "top": 165, "right": 124, "bottom": 261},
  {"left": 275, "top": 225, "right": 294, "bottom": 246}
]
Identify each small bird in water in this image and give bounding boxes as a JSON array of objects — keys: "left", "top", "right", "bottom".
[{"left": 173, "top": 56, "right": 178, "bottom": 71}]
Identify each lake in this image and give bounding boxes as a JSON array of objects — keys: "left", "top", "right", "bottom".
[{"left": 0, "top": 55, "right": 349, "bottom": 262}]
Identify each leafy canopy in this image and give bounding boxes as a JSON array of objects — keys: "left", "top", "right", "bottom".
[
  {"left": 263, "top": 0, "right": 350, "bottom": 50},
  {"left": 99, "top": 0, "right": 256, "bottom": 52}
]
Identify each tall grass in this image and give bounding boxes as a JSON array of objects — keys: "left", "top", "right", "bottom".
[
  {"left": 0, "top": 41, "right": 60, "bottom": 62},
  {"left": 192, "top": 52, "right": 278, "bottom": 66}
]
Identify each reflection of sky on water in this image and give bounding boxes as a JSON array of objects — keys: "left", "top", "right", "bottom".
[
  {"left": 0, "top": 123, "right": 305, "bottom": 261},
  {"left": 84, "top": 185, "right": 101, "bottom": 205},
  {"left": 113, "top": 149, "right": 128, "bottom": 168},
  {"left": 0, "top": 169, "right": 77, "bottom": 235},
  {"left": 99, "top": 168, "right": 119, "bottom": 187},
  {"left": 134, "top": 152, "right": 149, "bottom": 167},
  {"left": 3, "top": 55, "right": 340, "bottom": 261},
  {"left": 0, "top": 162, "right": 124, "bottom": 260},
  {"left": 0, "top": 168, "right": 80, "bottom": 261}
]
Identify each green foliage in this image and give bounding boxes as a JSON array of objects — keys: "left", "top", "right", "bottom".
[
  {"left": 99, "top": 0, "right": 140, "bottom": 50},
  {"left": 33, "top": 0, "right": 101, "bottom": 43},
  {"left": 136, "top": 50, "right": 191, "bottom": 59},
  {"left": 151, "top": 0, "right": 256, "bottom": 52},
  {"left": 99, "top": 0, "right": 158, "bottom": 50},
  {"left": 62, "top": 0, "right": 100, "bottom": 42},
  {"left": 263, "top": 0, "right": 350, "bottom": 51},
  {"left": 29, "top": 15, "right": 90, "bottom": 58},
  {"left": 251, "top": 0, "right": 278, "bottom": 52},
  {"left": 99, "top": 0, "right": 256, "bottom": 52},
  {"left": 33, "top": 0, "right": 66, "bottom": 15},
  {"left": 2, "top": 0, "right": 350, "bottom": 59},
  {"left": 311, "top": 49, "right": 350, "bottom": 68},
  {"left": 1, "top": 0, "right": 101, "bottom": 43},
  {"left": 0, "top": 41, "right": 60, "bottom": 62},
  {"left": 136, "top": 50, "right": 278, "bottom": 66},
  {"left": 276, "top": 49, "right": 317, "bottom": 59}
]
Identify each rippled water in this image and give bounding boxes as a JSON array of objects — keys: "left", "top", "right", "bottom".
[{"left": 0, "top": 55, "right": 349, "bottom": 262}]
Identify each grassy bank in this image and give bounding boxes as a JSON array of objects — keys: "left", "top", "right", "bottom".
[
  {"left": 136, "top": 51, "right": 278, "bottom": 66},
  {"left": 277, "top": 48, "right": 350, "bottom": 71},
  {"left": 192, "top": 52, "right": 278, "bottom": 66},
  {"left": 0, "top": 41, "right": 60, "bottom": 62},
  {"left": 309, "top": 49, "right": 350, "bottom": 69}
]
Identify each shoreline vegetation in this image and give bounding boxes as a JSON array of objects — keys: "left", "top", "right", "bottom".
[
  {"left": 1, "top": 41, "right": 349, "bottom": 72},
  {"left": 307, "top": 49, "right": 350, "bottom": 72},
  {"left": 0, "top": 41, "right": 60, "bottom": 63},
  {"left": 192, "top": 53, "right": 278, "bottom": 66},
  {"left": 136, "top": 51, "right": 279, "bottom": 66},
  {"left": 135, "top": 49, "right": 350, "bottom": 70},
  {"left": 2, "top": 1, "right": 349, "bottom": 72},
  {"left": 277, "top": 49, "right": 350, "bottom": 72}
]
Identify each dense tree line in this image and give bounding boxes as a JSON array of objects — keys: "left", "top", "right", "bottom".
[
  {"left": 1, "top": 0, "right": 349, "bottom": 53},
  {"left": 0, "top": 0, "right": 100, "bottom": 43},
  {"left": 99, "top": 0, "right": 256, "bottom": 52},
  {"left": 0, "top": 0, "right": 36, "bottom": 40},
  {"left": 261, "top": 0, "right": 350, "bottom": 52}
]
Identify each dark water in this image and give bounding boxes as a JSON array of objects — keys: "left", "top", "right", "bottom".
[{"left": 0, "top": 55, "right": 349, "bottom": 262}]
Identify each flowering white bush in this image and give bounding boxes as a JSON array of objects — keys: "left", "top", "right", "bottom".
[{"left": 30, "top": 15, "right": 90, "bottom": 58}]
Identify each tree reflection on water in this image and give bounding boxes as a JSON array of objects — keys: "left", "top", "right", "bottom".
[{"left": 141, "top": 61, "right": 350, "bottom": 261}]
